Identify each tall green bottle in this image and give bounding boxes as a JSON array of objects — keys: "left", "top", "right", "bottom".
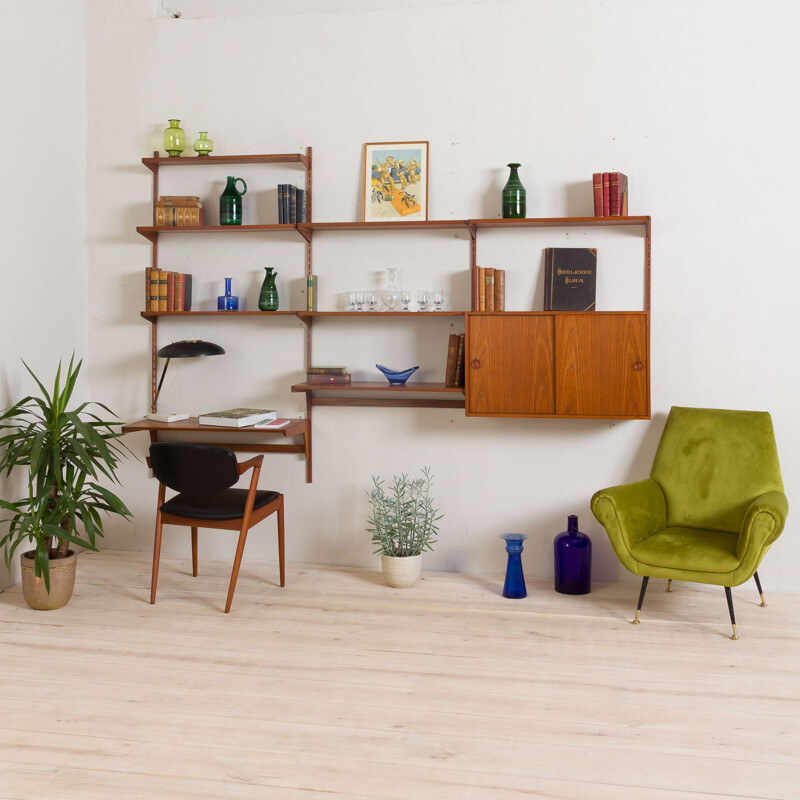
[{"left": 502, "top": 162, "right": 526, "bottom": 219}]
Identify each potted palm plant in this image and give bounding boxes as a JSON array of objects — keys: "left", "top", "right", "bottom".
[
  {"left": 0, "top": 356, "right": 131, "bottom": 609},
  {"left": 366, "top": 467, "right": 442, "bottom": 588}
]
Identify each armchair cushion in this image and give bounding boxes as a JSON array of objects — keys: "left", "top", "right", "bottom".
[{"left": 630, "top": 527, "right": 739, "bottom": 576}]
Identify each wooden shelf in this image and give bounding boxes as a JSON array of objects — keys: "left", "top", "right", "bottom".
[
  {"left": 140, "top": 310, "right": 300, "bottom": 322},
  {"left": 297, "top": 219, "right": 468, "bottom": 235},
  {"left": 296, "top": 311, "right": 464, "bottom": 324},
  {"left": 291, "top": 381, "right": 465, "bottom": 409},
  {"left": 136, "top": 224, "right": 303, "bottom": 243},
  {"left": 292, "top": 381, "right": 463, "bottom": 393},
  {"left": 142, "top": 153, "right": 311, "bottom": 172},
  {"left": 468, "top": 215, "right": 650, "bottom": 228}
]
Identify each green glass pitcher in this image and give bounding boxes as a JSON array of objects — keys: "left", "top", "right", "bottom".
[
  {"left": 258, "top": 267, "right": 279, "bottom": 311},
  {"left": 220, "top": 176, "right": 247, "bottom": 225}
]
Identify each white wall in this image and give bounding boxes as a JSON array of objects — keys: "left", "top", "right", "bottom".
[
  {"left": 77, "top": 0, "right": 800, "bottom": 587},
  {"left": 0, "top": 3, "right": 88, "bottom": 591}
]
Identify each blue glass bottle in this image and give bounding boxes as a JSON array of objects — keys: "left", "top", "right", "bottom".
[
  {"left": 500, "top": 533, "right": 528, "bottom": 599},
  {"left": 218, "top": 278, "right": 239, "bottom": 311},
  {"left": 554, "top": 515, "right": 592, "bottom": 594}
]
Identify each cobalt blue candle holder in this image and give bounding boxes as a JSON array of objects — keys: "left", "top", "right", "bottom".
[
  {"left": 554, "top": 514, "right": 592, "bottom": 594},
  {"left": 500, "top": 533, "right": 528, "bottom": 599}
]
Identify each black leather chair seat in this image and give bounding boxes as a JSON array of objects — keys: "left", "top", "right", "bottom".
[{"left": 162, "top": 488, "right": 280, "bottom": 521}]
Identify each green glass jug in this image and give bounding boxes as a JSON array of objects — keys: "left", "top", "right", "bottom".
[
  {"left": 220, "top": 176, "right": 247, "bottom": 225},
  {"left": 502, "top": 162, "right": 526, "bottom": 219},
  {"left": 258, "top": 267, "right": 279, "bottom": 311}
]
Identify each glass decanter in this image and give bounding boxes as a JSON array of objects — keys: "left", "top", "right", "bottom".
[{"left": 381, "top": 268, "right": 401, "bottom": 310}]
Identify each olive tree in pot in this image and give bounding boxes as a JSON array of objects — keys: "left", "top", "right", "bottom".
[
  {"left": 0, "top": 356, "right": 131, "bottom": 610},
  {"left": 367, "top": 467, "right": 442, "bottom": 588}
]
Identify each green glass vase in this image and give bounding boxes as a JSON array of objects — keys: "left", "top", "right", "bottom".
[
  {"left": 163, "top": 119, "right": 185, "bottom": 157},
  {"left": 258, "top": 267, "right": 279, "bottom": 311},
  {"left": 502, "top": 162, "right": 526, "bottom": 219},
  {"left": 193, "top": 131, "right": 214, "bottom": 157},
  {"left": 220, "top": 176, "right": 247, "bottom": 225}
]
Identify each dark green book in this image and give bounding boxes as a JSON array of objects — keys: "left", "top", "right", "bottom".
[{"left": 544, "top": 247, "right": 597, "bottom": 311}]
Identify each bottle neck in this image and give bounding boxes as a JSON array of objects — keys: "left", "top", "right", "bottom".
[{"left": 568, "top": 515, "right": 578, "bottom": 533}]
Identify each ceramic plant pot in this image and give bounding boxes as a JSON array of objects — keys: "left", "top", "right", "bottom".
[
  {"left": 381, "top": 553, "right": 422, "bottom": 588},
  {"left": 20, "top": 550, "right": 77, "bottom": 610}
]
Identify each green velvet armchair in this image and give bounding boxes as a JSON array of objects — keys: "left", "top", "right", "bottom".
[{"left": 591, "top": 406, "right": 788, "bottom": 639}]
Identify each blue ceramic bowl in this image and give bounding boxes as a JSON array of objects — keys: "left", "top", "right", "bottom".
[{"left": 376, "top": 364, "right": 420, "bottom": 386}]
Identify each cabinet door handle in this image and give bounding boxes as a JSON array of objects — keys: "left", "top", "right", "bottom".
[
  {"left": 633, "top": 360, "right": 644, "bottom": 371},
  {"left": 471, "top": 359, "right": 481, "bottom": 369}
]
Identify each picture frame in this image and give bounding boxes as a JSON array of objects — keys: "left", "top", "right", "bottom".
[{"left": 363, "top": 141, "right": 429, "bottom": 222}]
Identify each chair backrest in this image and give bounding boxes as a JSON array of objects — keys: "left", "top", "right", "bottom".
[
  {"left": 149, "top": 443, "right": 239, "bottom": 496},
  {"left": 650, "top": 406, "right": 784, "bottom": 532}
]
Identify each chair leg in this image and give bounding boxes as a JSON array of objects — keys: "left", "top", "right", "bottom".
[
  {"left": 191, "top": 527, "right": 198, "bottom": 577},
  {"left": 277, "top": 499, "right": 285, "bottom": 588},
  {"left": 753, "top": 571, "right": 767, "bottom": 607},
  {"left": 666, "top": 579, "right": 673, "bottom": 592},
  {"left": 632, "top": 576, "right": 649, "bottom": 624},
  {"left": 225, "top": 526, "right": 250, "bottom": 613},
  {"left": 150, "top": 511, "right": 164, "bottom": 605},
  {"left": 725, "top": 586, "right": 739, "bottom": 640}
]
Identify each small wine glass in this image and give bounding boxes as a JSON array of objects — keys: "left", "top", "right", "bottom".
[
  {"left": 433, "top": 289, "right": 445, "bottom": 312},
  {"left": 354, "top": 291, "right": 365, "bottom": 312},
  {"left": 417, "top": 289, "right": 430, "bottom": 312},
  {"left": 400, "top": 290, "right": 412, "bottom": 311},
  {"left": 365, "top": 290, "right": 378, "bottom": 312},
  {"left": 347, "top": 291, "right": 357, "bottom": 312}
]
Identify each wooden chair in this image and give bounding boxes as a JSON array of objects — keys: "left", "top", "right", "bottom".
[{"left": 148, "top": 442, "right": 285, "bottom": 612}]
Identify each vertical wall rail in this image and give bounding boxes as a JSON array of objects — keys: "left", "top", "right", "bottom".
[{"left": 150, "top": 318, "right": 159, "bottom": 413}]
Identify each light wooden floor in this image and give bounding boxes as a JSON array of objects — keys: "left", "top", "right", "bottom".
[{"left": 1, "top": 550, "right": 799, "bottom": 800}]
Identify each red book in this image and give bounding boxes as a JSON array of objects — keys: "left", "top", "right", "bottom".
[
  {"left": 166, "top": 272, "right": 176, "bottom": 311},
  {"left": 592, "top": 173, "right": 603, "bottom": 216},
  {"left": 608, "top": 172, "right": 628, "bottom": 216},
  {"left": 602, "top": 173, "right": 610, "bottom": 216},
  {"left": 174, "top": 273, "right": 185, "bottom": 311}
]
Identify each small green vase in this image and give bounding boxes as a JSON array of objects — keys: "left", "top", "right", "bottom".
[
  {"left": 220, "top": 176, "right": 247, "bottom": 225},
  {"left": 193, "top": 131, "right": 214, "bottom": 157},
  {"left": 258, "top": 267, "right": 279, "bottom": 311},
  {"left": 163, "top": 119, "right": 185, "bottom": 157},
  {"left": 502, "top": 162, "right": 526, "bottom": 219}
]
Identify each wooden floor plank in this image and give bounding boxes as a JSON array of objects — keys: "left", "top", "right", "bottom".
[{"left": 1, "top": 551, "right": 799, "bottom": 799}]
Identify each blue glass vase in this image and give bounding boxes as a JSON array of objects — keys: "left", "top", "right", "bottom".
[
  {"left": 218, "top": 278, "right": 239, "bottom": 311},
  {"left": 500, "top": 533, "right": 528, "bottom": 599},
  {"left": 554, "top": 515, "right": 592, "bottom": 594}
]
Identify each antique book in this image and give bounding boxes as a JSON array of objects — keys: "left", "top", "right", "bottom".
[
  {"left": 198, "top": 408, "right": 278, "bottom": 427},
  {"left": 494, "top": 268, "right": 505, "bottom": 311},
  {"left": 608, "top": 172, "right": 628, "bottom": 216},
  {"left": 478, "top": 267, "right": 486, "bottom": 311},
  {"left": 253, "top": 418, "right": 293, "bottom": 429},
  {"left": 602, "top": 173, "right": 610, "bottom": 216},
  {"left": 296, "top": 188, "right": 306, "bottom": 223},
  {"left": 145, "top": 267, "right": 152, "bottom": 311},
  {"left": 454, "top": 333, "right": 466, "bottom": 386},
  {"left": 166, "top": 272, "right": 176, "bottom": 311},
  {"left": 182, "top": 273, "right": 193, "bottom": 311},
  {"left": 174, "top": 273, "right": 184, "bottom": 311},
  {"left": 158, "top": 195, "right": 201, "bottom": 203},
  {"left": 307, "top": 373, "right": 352, "bottom": 385},
  {"left": 306, "top": 366, "right": 348, "bottom": 375},
  {"left": 156, "top": 198, "right": 204, "bottom": 208},
  {"left": 156, "top": 269, "right": 168, "bottom": 311},
  {"left": 592, "top": 172, "right": 604, "bottom": 216},
  {"left": 307, "top": 274, "right": 318, "bottom": 311},
  {"left": 544, "top": 248, "right": 597, "bottom": 311},
  {"left": 484, "top": 268, "right": 495, "bottom": 312},
  {"left": 444, "top": 333, "right": 460, "bottom": 387}
]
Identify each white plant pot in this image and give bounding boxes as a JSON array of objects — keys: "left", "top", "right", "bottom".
[{"left": 381, "top": 554, "right": 422, "bottom": 588}]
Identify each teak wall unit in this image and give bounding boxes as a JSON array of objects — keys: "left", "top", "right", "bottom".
[{"left": 133, "top": 149, "right": 652, "bottom": 482}]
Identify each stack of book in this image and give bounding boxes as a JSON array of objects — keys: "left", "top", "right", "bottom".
[
  {"left": 145, "top": 268, "right": 193, "bottom": 312},
  {"left": 592, "top": 173, "right": 628, "bottom": 216},
  {"left": 444, "top": 334, "right": 466, "bottom": 387},
  {"left": 543, "top": 248, "right": 597, "bottom": 311},
  {"left": 476, "top": 268, "right": 505, "bottom": 311},
  {"left": 306, "top": 366, "right": 351, "bottom": 385},
  {"left": 155, "top": 195, "right": 204, "bottom": 227},
  {"left": 278, "top": 185, "right": 307, "bottom": 224}
]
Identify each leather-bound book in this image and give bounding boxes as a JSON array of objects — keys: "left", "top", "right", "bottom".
[
  {"left": 544, "top": 248, "right": 597, "bottom": 311},
  {"left": 444, "top": 333, "right": 460, "bottom": 386}
]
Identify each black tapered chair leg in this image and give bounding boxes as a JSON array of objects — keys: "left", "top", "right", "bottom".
[
  {"left": 632, "top": 576, "right": 649, "bottom": 624},
  {"left": 753, "top": 571, "right": 767, "bottom": 607},
  {"left": 724, "top": 586, "right": 739, "bottom": 640}
]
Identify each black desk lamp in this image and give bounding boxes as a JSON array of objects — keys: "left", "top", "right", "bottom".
[{"left": 147, "top": 339, "right": 225, "bottom": 422}]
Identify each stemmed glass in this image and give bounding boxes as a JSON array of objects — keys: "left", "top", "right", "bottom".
[
  {"left": 400, "top": 291, "right": 412, "bottom": 311},
  {"left": 433, "top": 290, "right": 445, "bottom": 312},
  {"left": 417, "top": 290, "right": 430, "bottom": 312},
  {"left": 354, "top": 291, "right": 365, "bottom": 312},
  {"left": 347, "top": 291, "right": 357, "bottom": 312},
  {"left": 365, "top": 291, "right": 378, "bottom": 312}
]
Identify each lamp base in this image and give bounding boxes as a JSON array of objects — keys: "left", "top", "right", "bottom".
[{"left": 146, "top": 412, "right": 190, "bottom": 423}]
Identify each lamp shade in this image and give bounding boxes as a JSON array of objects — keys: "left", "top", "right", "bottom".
[{"left": 157, "top": 340, "right": 225, "bottom": 359}]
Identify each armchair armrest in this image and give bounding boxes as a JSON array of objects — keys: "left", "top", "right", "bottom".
[
  {"left": 591, "top": 479, "right": 667, "bottom": 573},
  {"left": 236, "top": 455, "right": 264, "bottom": 475},
  {"left": 736, "top": 490, "right": 788, "bottom": 564}
]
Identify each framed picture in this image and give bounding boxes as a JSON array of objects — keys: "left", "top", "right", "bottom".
[{"left": 363, "top": 141, "right": 428, "bottom": 222}]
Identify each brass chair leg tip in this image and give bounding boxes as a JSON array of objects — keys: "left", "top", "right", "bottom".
[
  {"left": 730, "top": 633, "right": 740, "bottom": 640},
  {"left": 631, "top": 619, "right": 640, "bottom": 625}
]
